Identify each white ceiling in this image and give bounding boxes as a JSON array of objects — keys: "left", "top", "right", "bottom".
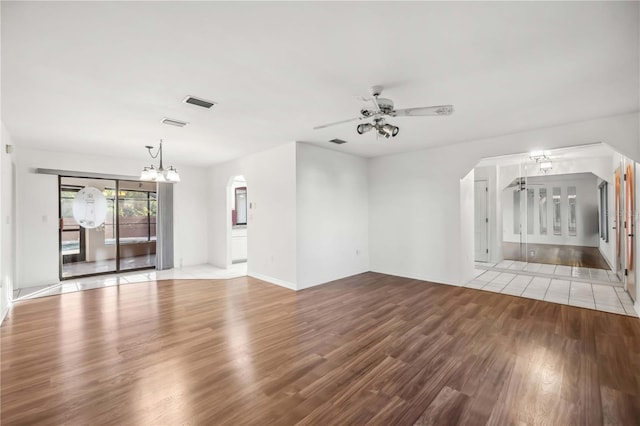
[{"left": 2, "top": 1, "right": 638, "bottom": 166}]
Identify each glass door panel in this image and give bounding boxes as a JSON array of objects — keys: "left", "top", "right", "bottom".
[
  {"left": 118, "top": 180, "right": 157, "bottom": 271},
  {"left": 60, "top": 177, "right": 117, "bottom": 278}
]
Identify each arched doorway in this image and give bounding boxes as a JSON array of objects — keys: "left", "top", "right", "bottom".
[{"left": 227, "top": 175, "right": 248, "bottom": 274}]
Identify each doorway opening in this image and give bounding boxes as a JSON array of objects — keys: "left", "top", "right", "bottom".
[
  {"left": 470, "top": 143, "right": 637, "bottom": 313},
  {"left": 228, "top": 176, "right": 248, "bottom": 273},
  {"left": 59, "top": 176, "right": 157, "bottom": 280}
]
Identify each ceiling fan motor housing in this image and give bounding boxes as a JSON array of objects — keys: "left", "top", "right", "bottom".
[
  {"left": 376, "top": 98, "right": 394, "bottom": 113},
  {"left": 361, "top": 98, "right": 395, "bottom": 117}
]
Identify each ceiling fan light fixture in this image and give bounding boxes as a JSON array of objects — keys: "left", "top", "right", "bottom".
[
  {"left": 381, "top": 123, "right": 399, "bottom": 138},
  {"left": 357, "top": 123, "right": 373, "bottom": 134}
]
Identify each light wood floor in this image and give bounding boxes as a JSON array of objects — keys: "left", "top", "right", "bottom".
[
  {"left": 2, "top": 273, "right": 639, "bottom": 425},
  {"left": 503, "top": 242, "right": 612, "bottom": 269}
]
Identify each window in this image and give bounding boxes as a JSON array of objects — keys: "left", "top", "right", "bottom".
[
  {"left": 104, "top": 189, "right": 157, "bottom": 245},
  {"left": 60, "top": 187, "right": 82, "bottom": 256},
  {"left": 599, "top": 182, "right": 609, "bottom": 242}
]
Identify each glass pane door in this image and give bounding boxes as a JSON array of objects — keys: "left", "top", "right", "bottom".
[
  {"left": 118, "top": 180, "right": 157, "bottom": 271},
  {"left": 503, "top": 157, "right": 539, "bottom": 264},
  {"left": 60, "top": 177, "right": 117, "bottom": 278}
]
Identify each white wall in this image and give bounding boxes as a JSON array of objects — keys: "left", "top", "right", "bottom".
[
  {"left": 369, "top": 112, "right": 640, "bottom": 286},
  {"left": 502, "top": 173, "right": 599, "bottom": 246},
  {"left": 296, "top": 143, "right": 369, "bottom": 289},
  {"left": 172, "top": 165, "right": 209, "bottom": 269},
  {"left": 14, "top": 147, "right": 208, "bottom": 288},
  {"left": 460, "top": 169, "right": 475, "bottom": 275},
  {"left": 207, "top": 143, "right": 297, "bottom": 289},
  {"left": 1, "top": 123, "right": 17, "bottom": 323},
  {"left": 369, "top": 148, "right": 468, "bottom": 285}
]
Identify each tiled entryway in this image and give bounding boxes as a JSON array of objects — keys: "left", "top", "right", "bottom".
[
  {"left": 479, "top": 259, "right": 620, "bottom": 284},
  {"left": 467, "top": 262, "right": 637, "bottom": 317},
  {"left": 12, "top": 263, "right": 249, "bottom": 301}
]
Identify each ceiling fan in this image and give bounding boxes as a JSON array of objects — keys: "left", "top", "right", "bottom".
[
  {"left": 507, "top": 177, "right": 545, "bottom": 191},
  {"left": 313, "top": 85, "right": 454, "bottom": 138}
]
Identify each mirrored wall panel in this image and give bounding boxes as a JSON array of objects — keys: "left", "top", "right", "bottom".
[
  {"left": 553, "top": 187, "right": 562, "bottom": 235},
  {"left": 599, "top": 182, "right": 608, "bottom": 242},
  {"left": 539, "top": 188, "right": 547, "bottom": 235},
  {"left": 527, "top": 188, "right": 534, "bottom": 235},
  {"left": 568, "top": 186, "right": 577, "bottom": 236},
  {"left": 513, "top": 190, "right": 521, "bottom": 234}
]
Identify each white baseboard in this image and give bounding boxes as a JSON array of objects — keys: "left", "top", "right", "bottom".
[
  {"left": 248, "top": 272, "right": 296, "bottom": 291},
  {"left": 369, "top": 269, "right": 461, "bottom": 287},
  {"left": 635, "top": 300, "right": 640, "bottom": 317}
]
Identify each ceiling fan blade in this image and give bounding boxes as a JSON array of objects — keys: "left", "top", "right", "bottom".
[
  {"left": 356, "top": 95, "right": 382, "bottom": 113},
  {"left": 313, "top": 116, "right": 369, "bottom": 130},
  {"left": 389, "top": 105, "right": 454, "bottom": 117}
]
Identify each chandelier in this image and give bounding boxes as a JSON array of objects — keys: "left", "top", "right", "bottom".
[{"left": 140, "top": 139, "right": 180, "bottom": 183}]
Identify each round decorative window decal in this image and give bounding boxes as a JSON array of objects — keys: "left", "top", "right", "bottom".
[{"left": 72, "top": 187, "right": 107, "bottom": 229}]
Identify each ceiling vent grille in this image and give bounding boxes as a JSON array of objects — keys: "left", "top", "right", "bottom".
[
  {"left": 161, "top": 117, "right": 189, "bottom": 127},
  {"left": 328, "top": 138, "right": 347, "bottom": 144},
  {"left": 184, "top": 96, "right": 216, "bottom": 109}
]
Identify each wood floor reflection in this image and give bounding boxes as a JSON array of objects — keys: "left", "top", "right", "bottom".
[
  {"left": 503, "top": 242, "right": 612, "bottom": 269},
  {"left": 2, "top": 273, "right": 639, "bottom": 425}
]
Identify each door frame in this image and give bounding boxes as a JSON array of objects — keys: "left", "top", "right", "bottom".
[
  {"left": 625, "top": 161, "right": 636, "bottom": 301},
  {"left": 58, "top": 175, "right": 157, "bottom": 281}
]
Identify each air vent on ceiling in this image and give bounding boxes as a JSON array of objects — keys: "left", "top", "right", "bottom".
[
  {"left": 328, "top": 138, "right": 347, "bottom": 144},
  {"left": 183, "top": 96, "right": 217, "bottom": 109},
  {"left": 161, "top": 117, "right": 189, "bottom": 127}
]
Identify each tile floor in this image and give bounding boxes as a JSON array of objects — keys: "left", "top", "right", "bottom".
[
  {"left": 62, "top": 254, "right": 156, "bottom": 278},
  {"left": 477, "top": 259, "right": 621, "bottom": 285},
  {"left": 466, "top": 268, "right": 637, "bottom": 317},
  {"left": 13, "top": 262, "right": 249, "bottom": 301}
]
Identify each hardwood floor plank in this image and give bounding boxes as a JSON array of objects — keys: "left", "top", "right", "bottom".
[
  {"left": 503, "top": 242, "right": 611, "bottom": 269},
  {"left": 2, "top": 272, "right": 639, "bottom": 425},
  {"left": 413, "top": 386, "right": 470, "bottom": 426}
]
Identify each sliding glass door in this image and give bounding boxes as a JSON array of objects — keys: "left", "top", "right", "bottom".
[
  {"left": 118, "top": 181, "right": 157, "bottom": 271},
  {"left": 59, "top": 177, "right": 156, "bottom": 280}
]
